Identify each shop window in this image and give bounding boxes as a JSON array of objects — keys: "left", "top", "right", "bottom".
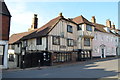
[
  {"left": 53, "top": 52, "right": 72, "bottom": 63},
  {"left": 9, "top": 54, "right": 14, "bottom": 62}
]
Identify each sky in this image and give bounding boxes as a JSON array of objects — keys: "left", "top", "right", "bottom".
[{"left": 4, "top": 0, "right": 118, "bottom": 36}]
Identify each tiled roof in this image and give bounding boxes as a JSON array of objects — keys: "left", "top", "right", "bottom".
[
  {"left": 21, "top": 16, "right": 62, "bottom": 40},
  {"left": 93, "top": 23, "right": 107, "bottom": 33},
  {"left": 0, "top": 1, "right": 11, "bottom": 16},
  {"left": 9, "top": 14, "right": 120, "bottom": 44},
  {"left": 9, "top": 29, "right": 37, "bottom": 44},
  {"left": 93, "top": 23, "right": 120, "bottom": 37},
  {"left": 9, "top": 16, "right": 64, "bottom": 44},
  {"left": 18, "top": 16, "right": 76, "bottom": 41},
  {"left": 72, "top": 15, "right": 93, "bottom": 26}
]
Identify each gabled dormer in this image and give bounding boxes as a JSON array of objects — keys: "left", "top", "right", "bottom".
[{"left": 72, "top": 15, "right": 94, "bottom": 38}]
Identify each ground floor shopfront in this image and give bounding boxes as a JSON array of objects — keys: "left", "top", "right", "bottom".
[{"left": 10, "top": 49, "right": 92, "bottom": 69}]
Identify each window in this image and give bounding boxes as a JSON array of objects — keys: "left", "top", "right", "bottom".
[
  {"left": 115, "top": 39, "right": 117, "bottom": 42},
  {"left": 23, "top": 40, "right": 27, "bottom": 47},
  {"left": 67, "top": 39, "right": 74, "bottom": 46},
  {"left": 84, "top": 38, "right": 90, "bottom": 46},
  {"left": 53, "top": 52, "right": 72, "bottom": 63},
  {"left": 9, "top": 54, "right": 14, "bottom": 62},
  {"left": 95, "top": 34, "right": 97, "bottom": 40},
  {"left": 86, "top": 25, "right": 92, "bottom": 32},
  {"left": 74, "top": 40, "right": 77, "bottom": 46},
  {"left": 11, "top": 45, "right": 15, "bottom": 49},
  {"left": 101, "top": 37, "right": 104, "bottom": 41},
  {"left": 53, "top": 36, "right": 60, "bottom": 45},
  {"left": 77, "top": 25, "right": 82, "bottom": 31},
  {"left": 0, "top": 45, "right": 4, "bottom": 65},
  {"left": 17, "top": 44, "right": 19, "bottom": 47},
  {"left": 36, "top": 37, "right": 42, "bottom": 45},
  {"left": 67, "top": 25, "right": 73, "bottom": 33}
]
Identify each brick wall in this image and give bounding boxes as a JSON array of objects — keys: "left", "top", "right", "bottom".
[{"left": 0, "top": 14, "right": 11, "bottom": 40}]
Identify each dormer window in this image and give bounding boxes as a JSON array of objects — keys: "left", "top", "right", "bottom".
[
  {"left": 67, "top": 25, "right": 73, "bottom": 33},
  {"left": 86, "top": 25, "right": 92, "bottom": 32}
]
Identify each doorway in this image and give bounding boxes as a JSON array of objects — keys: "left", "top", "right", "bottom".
[
  {"left": 100, "top": 44, "right": 106, "bottom": 58},
  {"left": 101, "top": 48, "right": 104, "bottom": 58}
]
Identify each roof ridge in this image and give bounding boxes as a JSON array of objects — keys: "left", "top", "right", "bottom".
[{"left": 37, "top": 16, "right": 62, "bottom": 32}]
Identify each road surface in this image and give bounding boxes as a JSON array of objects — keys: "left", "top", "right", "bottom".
[{"left": 2, "top": 58, "right": 119, "bottom": 78}]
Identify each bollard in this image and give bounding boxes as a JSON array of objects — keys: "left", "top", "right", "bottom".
[
  {"left": 38, "top": 60, "right": 41, "bottom": 69},
  {"left": 22, "top": 61, "right": 25, "bottom": 69}
]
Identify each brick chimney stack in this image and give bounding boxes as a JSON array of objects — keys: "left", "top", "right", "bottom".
[
  {"left": 28, "top": 14, "right": 38, "bottom": 31},
  {"left": 106, "top": 19, "right": 111, "bottom": 28},
  {"left": 32, "top": 14, "right": 38, "bottom": 29},
  {"left": 91, "top": 16, "right": 96, "bottom": 23}
]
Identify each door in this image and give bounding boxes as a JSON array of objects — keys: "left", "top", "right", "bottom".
[
  {"left": 101, "top": 48, "right": 104, "bottom": 58},
  {"left": 17, "top": 55, "right": 19, "bottom": 67}
]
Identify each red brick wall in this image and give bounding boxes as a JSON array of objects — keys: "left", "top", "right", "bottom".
[{"left": 0, "top": 14, "right": 11, "bottom": 40}]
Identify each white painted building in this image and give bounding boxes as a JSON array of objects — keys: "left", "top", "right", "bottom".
[{"left": 91, "top": 16, "right": 119, "bottom": 58}]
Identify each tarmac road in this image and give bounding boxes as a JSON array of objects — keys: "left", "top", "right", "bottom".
[{"left": 2, "top": 57, "right": 119, "bottom": 78}]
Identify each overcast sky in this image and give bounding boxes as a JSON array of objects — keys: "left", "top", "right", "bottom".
[{"left": 5, "top": 0, "right": 119, "bottom": 36}]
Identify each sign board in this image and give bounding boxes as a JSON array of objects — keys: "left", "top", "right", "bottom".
[{"left": 60, "top": 45, "right": 66, "bottom": 49}]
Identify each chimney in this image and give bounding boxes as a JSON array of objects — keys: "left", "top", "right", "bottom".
[
  {"left": 59, "top": 12, "right": 63, "bottom": 17},
  {"left": 112, "top": 22, "right": 115, "bottom": 29},
  {"left": 32, "top": 14, "right": 38, "bottom": 29},
  {"left": 28, "top": 14, "right": 38, "bottom": 31},
  {"left": 106, "top": 19, "right": 111, "bottom": 28},
  {"left": 91, "top": 16, "right": 96, "bottom": 23}
]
